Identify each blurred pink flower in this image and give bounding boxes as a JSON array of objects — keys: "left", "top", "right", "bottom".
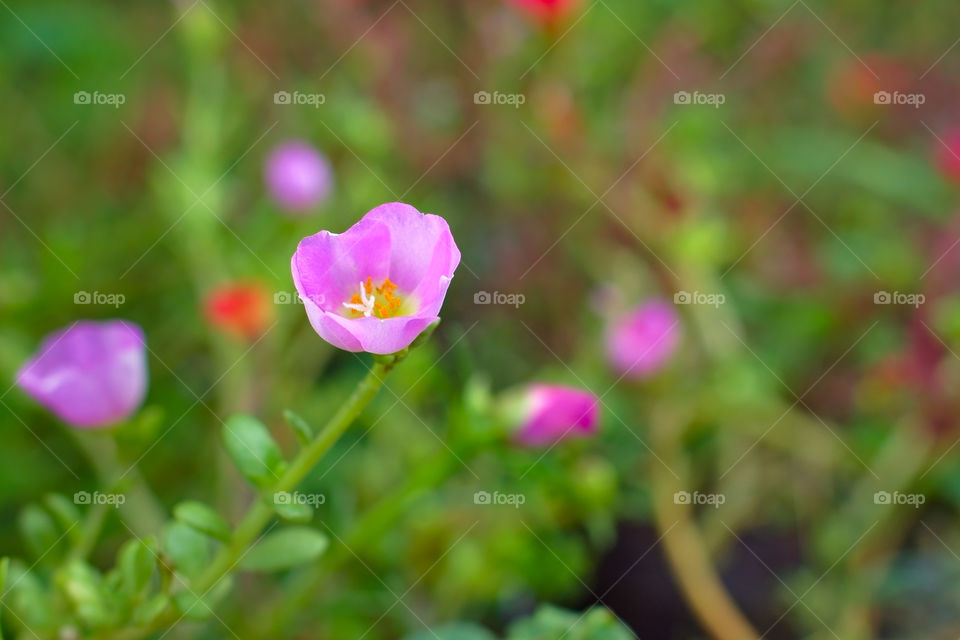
[
  {"left": 508, "top": 0, "right": 580, "bottom": 22},
  {"left": 264, "top": 140, "right": 333, "bottom": 212},
  {"left": 514, "top": 384, "right": 599, "bottom": 446},
  {"left": 605, "top": 299, "right": 679, "bottom": 379},
  {"left": 292, "top": 202, "right": 460, "bottom": 354},
  {"left": 933, "top": 128, "right": 960, "bottom": 183},
  {"left": 16, "top": 320, "right": 148, "bottom": 429}
]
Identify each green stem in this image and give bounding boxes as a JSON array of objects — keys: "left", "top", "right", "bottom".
[
  {"left": 69, "top": 429, "right": 166, "bottom": 540},
  {"left": 125, "top": 360, "right": 396, "bottom": 638}
]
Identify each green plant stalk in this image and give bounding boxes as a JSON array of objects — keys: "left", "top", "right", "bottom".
[
  {"left": 114, "top": 360, "right": 398, "bottom": 639},
  {"left": 255, "top": 447, "right": 469, "bottom": 635},
  {"left": 69, "top": 429, "right": 166, "bottom": 540}
]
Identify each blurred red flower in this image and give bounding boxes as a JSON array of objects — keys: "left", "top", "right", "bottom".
[
  {"left": 933, "top": 128, "right": 960, "bottom": 183},
  {"left": 205, "top": 282, "right": 274, "bottom": 341}
]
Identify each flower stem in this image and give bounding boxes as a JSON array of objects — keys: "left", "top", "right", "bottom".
[
  {"left": 68, "top": 429, "right": 166, "bottom": 540},
  {"left": 188, "top": 361, "right": 396, "bottom": 600}
]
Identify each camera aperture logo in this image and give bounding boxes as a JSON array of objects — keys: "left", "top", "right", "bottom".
[
  {"left": 473, "top": 91, "right": 526, "bottom": 108},
  {"left": 674, "top": 491, "right": 725, "bottom": 508},
  {"left": 274, "top": 90, "right": 326, "bottom": 108},
  {"left": 74, "top": 91, "right": 126, "bottom": 108},
  {"left": 873, "top": 291, "right": 924, "bottom": 308},
  {"left": 473, "top": 490, "right": 525, "bottom": 508},
  {"left": 474, "top": 290, "right": 525, "bottom": 308},
  {"left": 75, "top": 291, "right": 125, "bottom": 308},
  {"left": 74, "top": 491, "right": 125, "bottom": 507},
  {"left": 273, "top": 491, "right": 326, "bottom": 507},
  {"left": 873, "top": 490, "right": 924, "bottom": 508},
  {"left": 673, "top": 90, "right": 725, "bottom": 108},
  {"left": 674, "top": 290, "right": 725, "bottom": 308}
]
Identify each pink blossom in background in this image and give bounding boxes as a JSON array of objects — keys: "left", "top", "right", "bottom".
[
  {"left": 933, "top": 128, "right": 960, "bottom": 183},
  {"left": 292, "top": 202, "right": 460, "bottom": 354},
  {"left": 16, "top": 320, "right": 148, "bottom": 429},
  {"left": 508, "top": 0, "right": 580, "bottom": 22},
  {"left": 605, "top": 299, "right": 680, "bottom": 379},
  {"left": 264, "top": 140, "right": 333, "bottom": 212},
  {"left": 514, "top": 384, "right": 599, "bottom": 446}
]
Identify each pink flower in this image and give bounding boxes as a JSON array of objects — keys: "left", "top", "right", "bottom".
[
  {"left": 508, "top": 0, "right": 580, "bottom": 22},
  {"left": 514, "top": 384, "right": 600, "bottom": 446},
  {"left": 16, "top": 320, "right": 148, "bottom": 429},
  {"left": 291, "top": 202, "right": 460, "bottom": 354},
  {"left": 605, "top": 299, "right": 679, "bottom": 379},
  {"left": 264, "top": 140, "right": 333, "bottom": 213},
  {"left": 933, "top": 128, "right": 960, "bottom": 183}
]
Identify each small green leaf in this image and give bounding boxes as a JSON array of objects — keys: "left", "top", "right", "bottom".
[
  {"left": 18, "top": 504, "right": 60, "bottom": 560},
  {"left": 132, "top": 594, "right": 170, "bottom": 625},
  {"left": 117, "top": 537, "right": 156, "bottom": 597},
  {"left": 283, "top": 409, "right": 314, "bottom": 445},
  {"left": 172, "top": 575, "right": 232, "bottom": 621},
  {"left": 162, "top": 523, "right": 209, "bottom": 578},
  {"left": 222, "top": 414, "right": 285, "bottom": 488},
  {"left": 174, "top": 501, "right": 232, "bottom": 542},
  {"left": 43, "top": 494, "right": 82, "bottom": 542},
  {"left": 406, "top": 623, "right": 496, "bottom": 640},
  {"left": 269, "top": 492, "right": 313, "bottom": 523},
  {"left": 239, "top": 527, "right": 328, "bottom": 572},
  {"left": 56, "top": 560, "right": 117, "bottom": 628}
]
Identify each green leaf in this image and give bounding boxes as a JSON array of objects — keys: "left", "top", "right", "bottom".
[
  {"left": 56, "top": 560, "right": 118, "bottom": 628},
  {"left": 222, "top": 414, "right": 285, "bottom": 488},
  {"left": 239, "top": 527, "right": 328, "bottom": 572},
  {"left": 172, "top": 575, "right": 233, "bottom": 621},
  {"left": 283, "top": 409, "right": 314, "bottom": 445},
  {"left": 174, "top": 501, "right": 232, "bottom": 542},
  {"left": 43, "top": 493, "right": 82, "bottom": 543},
  {"left": 5, "top": 562, "right": 56, "bottom": 631},
  {"left": 132, "top": 594, "right": 170, "bottom": 625},
  {"left": 0, "top": 557, "right": 8, "bottom": 640},
  {"left": 269, "top": 492, "right": 313, "bottom": 523},
  {"left": 406, "top": 623, "right": 496, "bottom": 640},
  {"left": 18, "top": 504, "right": 60, "bottom": 560},
  {"left": 162, "top": 522, "right": 209, "bottom": 579},
  {"left": 507, "top": 605, "right": 634, "bottom": 640},
  {"left": 117, "top": 537, "right": 156, "bottom": 597}
]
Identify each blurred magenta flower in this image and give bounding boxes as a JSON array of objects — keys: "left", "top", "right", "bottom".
[
  {"left": 16, "top": 320, "right": 148, "bottom": 429},
  {"left": 605, "top": 299, "right": 679, "bottom": 379},
  {"left": 264, "top": 140, "right": 333, "bottom": 212},
  {"left": 933, "top": 128, "right": 960, "bottom": 183},
  {"left": 508, "top": 0, "right": 580, "bottom": 22},
  {"left": 204, "top": 281, "right": 274, "bottom": 341},
  {"left": 292, "top": 202, "right": 460, "bottom": 354},
  {"left": 514, "top": 384, "right": 599, "bottom": 446}
]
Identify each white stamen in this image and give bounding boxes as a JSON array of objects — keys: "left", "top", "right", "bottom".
[{"left": 342, "top": 280, "right": 375, "bottom": 317}]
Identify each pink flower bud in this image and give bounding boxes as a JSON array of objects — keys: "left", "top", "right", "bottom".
[
  {"left": 513, "top": 384, "right": 599, "bottom": 447},
  {"left": 605, "top": 299, "right": 680, "bottom": 379},
  {"left": 264, "top": 140, "right": 333, "bottom": 213},
  {"left": 16, "top": 320, "right": 148, "bottom": 429}
]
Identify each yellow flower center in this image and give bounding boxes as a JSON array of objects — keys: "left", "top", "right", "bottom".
[{"left": 342, "top": 277, "right": 406, "bottom": 319}]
